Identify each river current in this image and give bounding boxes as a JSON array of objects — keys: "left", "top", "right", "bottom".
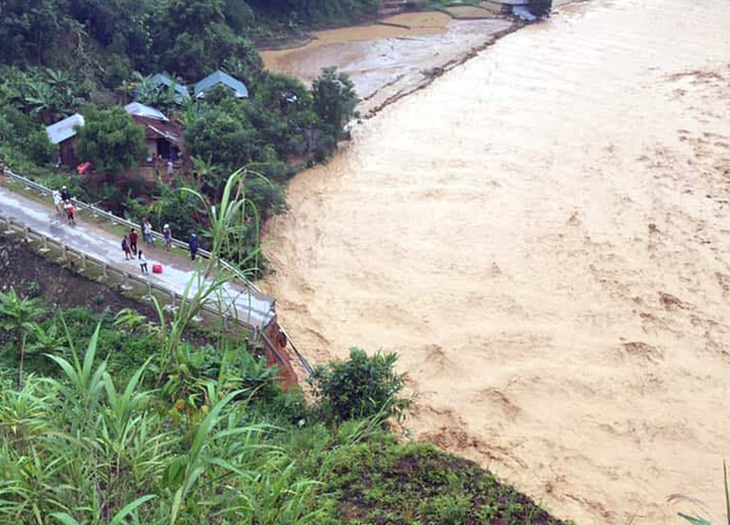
[{"left": 264, "top": 0, "right": 730, "bottom": 522}]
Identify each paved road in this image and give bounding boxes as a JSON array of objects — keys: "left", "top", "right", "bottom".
[{"left": 0, "top": 184, "right": 275, "bottom": 329}]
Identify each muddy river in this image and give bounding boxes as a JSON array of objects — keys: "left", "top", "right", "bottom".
[{"left": 264, "top": 0, "right": 730, "bottom": 523}]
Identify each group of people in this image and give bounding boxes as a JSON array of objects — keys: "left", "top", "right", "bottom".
[
  {"left": 121, "top": 228, "right": 149, "bottom": 272},
  {"left": 52, "top": 186, "right": 77, "bottom": 225},
  {"left": 121, "top": 221, "right": 200, "bottom": 274},
  {"left": 49, "top": 184, "right": 201, "bottom": 276}
]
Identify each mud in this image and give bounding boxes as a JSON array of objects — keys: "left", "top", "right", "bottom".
[
  {"left": 261, "top": 12, "right": 516, "bottom": 116},
  {"left": 263, "top": 0, "right": 730, "bottom": 523}
]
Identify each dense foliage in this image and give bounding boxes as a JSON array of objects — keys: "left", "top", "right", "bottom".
[
  {"left": 76, "top": 106, "right": 145, "bottom": 176},
  {"left": 0, "top": 0, "right": 379, "bottom": 75},
  {"left": 0, "top": 293, "right": 566, "bottom": 525},
  {"left": 309, "top": 347, "right": 411, "bottom": 422}
]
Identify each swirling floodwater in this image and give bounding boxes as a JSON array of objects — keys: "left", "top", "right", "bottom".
[{"left": 264, "top": 0, "right": 730, "bottom": 523}]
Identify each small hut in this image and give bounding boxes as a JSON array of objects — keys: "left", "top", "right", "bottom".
[{"left": 45, "top": 113, "right": 85, "bottom": 167}]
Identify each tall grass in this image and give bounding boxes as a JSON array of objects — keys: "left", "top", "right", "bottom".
[{"left": 0, "top": 170, "right": 326, "bottom": 525}]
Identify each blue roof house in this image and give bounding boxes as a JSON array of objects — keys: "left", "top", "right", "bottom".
[
  {"left": 150, "top": 73, "right": 191, "bottom": 104},
  {"left": 194, "top": 71, "right": 249, "bottom": 99}
]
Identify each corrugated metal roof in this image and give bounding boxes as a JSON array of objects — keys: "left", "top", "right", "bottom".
[
  {"left": 151, "top": 73, "right": 191, "bottom": 101},
  {"left": 194, "top": 70, "right": 249, "bottom": 99},
  {"left": 45, "top": 113, "right": 85, "bottom": 145},
  {"left": 124, "top": 102, "right": 169, "bottom": 122}
]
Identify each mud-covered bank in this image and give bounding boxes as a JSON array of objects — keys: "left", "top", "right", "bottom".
[
  {"left": 261, "top": 12, "right": 516, "bottom": 116},
  {"left": 261, "top": 2, "right": 577, "bottom": 117}
]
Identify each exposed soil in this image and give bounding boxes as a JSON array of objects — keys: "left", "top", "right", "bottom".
[{"left": 0, "top": 236, "right": 155, "bottom": 316}]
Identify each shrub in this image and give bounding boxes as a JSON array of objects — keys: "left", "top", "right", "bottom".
[
  {"left": 312, "top": 67, "right": 358, "bottom": 141},
  {"left": 309, "top": 347, "right": 411, "bottom": 422},
  {"left": 76, "top": 106, "right": 145, "bottom": 178},
  {"left": 25, "top": 129, "right": 55, "bottom": 166}
]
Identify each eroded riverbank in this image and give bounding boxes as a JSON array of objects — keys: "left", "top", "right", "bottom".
[
  {"left": 264, "top": 0, "right": 730, "bottom": 523},
  {"left": 261, "top": 11, "right": 516, "bottom": 115}
]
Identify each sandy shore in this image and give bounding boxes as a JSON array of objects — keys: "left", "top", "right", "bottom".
[{"left": 264, "top": 0, "right": 730, "bottom": 523}]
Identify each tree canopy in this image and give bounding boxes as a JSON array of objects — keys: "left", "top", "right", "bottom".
[{"left": 76, "top": 106, "right": 145, "bottom": 175}]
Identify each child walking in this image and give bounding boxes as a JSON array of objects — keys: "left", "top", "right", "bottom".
[{"left": 138, "top": 250, "right": 148, "bottom": 273}]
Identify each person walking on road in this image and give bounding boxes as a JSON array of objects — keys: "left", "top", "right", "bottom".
[
  {"left": 52, "top": 190, "right": 62, "bottom": 214},
  {"left": 143, "top": 219, "right": 154, "bottom": 245},
  {"left": 129, "top": 228, "right": 138, "bottom": 255},
  {"left": 138, "top": 250, "right": 148, "bottom": 273},
  {"left": 64, "top": 201, "right": 76, "bottom": 226},
  {"left": 189, "top": 233, "right": 199, "bottom": 261},
  {"left": 122, "top": 234, "right": 131, "bottom": 260},
  {"left": 163, "top": 224, "right": 172, "bottom": 251}
]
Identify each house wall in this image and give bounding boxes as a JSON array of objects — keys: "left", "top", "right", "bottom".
[{"left": 58, "top": 137, "right": 78, "bottom": 167}]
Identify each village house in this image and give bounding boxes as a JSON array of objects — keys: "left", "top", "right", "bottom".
[
  {"left": 124, "top": 102, "right": 185, "bottom": 180},
  {"left": 194, "top": 70, "right": 249, "bottom": 99},
  {"left": 149, "top": 73, "right": 191, "bottom": 104},
  {"left": 45, "top": 113, "right": 84, "bottom": 167}
]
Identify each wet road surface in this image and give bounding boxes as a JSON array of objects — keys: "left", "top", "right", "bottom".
[{"left": 0, "top": 184, "right": 274, "bottom": 328}]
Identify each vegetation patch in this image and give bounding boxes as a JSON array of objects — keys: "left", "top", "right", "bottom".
[{"left": 324, "top": 438, "right": 568, "bottom": 525}]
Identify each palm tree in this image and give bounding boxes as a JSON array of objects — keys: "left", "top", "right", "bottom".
[{"left": 0, "top": 289, "right": 46, "bottom": 387}]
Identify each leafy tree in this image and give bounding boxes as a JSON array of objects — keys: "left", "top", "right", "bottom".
[
  {"left": 0, "top": 289, "right": 45, "bottom": 387},
  {"left": 0, "top": 0, "right": 64, "bottom": 65},
  {"left": 309, "top": 348, "right": 411, "bottom": 422},
  {"left": 223, "top": 0, "right": 255, "bottom": 31},
  {"left": 25, "top": 128, "right": 55, "bottom": 165},
  {"left": 311, "top": 67, "right": 358, "bottom": 141},
  {"left": 76, "top": 105, "right": 145, "bottom": 177}
]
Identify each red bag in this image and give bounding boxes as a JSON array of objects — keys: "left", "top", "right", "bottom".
[{"left": 152, "top": 264, "right": 163, "bottom": 274}]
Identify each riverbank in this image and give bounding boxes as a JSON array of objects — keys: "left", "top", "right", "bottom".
[
  {"left": 262, "top": 0, "right": 730, "bottom": 523},
  {"left": 261, "top": 2, "right": 576, "bottom": 117},
  {"left": 261, "top": 11, "right": 517, "bottom": 116}
]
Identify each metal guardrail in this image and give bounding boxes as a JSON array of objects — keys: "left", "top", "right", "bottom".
[
  {"left": 1, "top": 167, "right": 262, "bottom": 294},
  {"left": 0, "top": 198, "right": 314, "bottom": 375}
]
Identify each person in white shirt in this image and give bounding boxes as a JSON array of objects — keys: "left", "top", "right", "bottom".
[{"left": 138, "top": 250, "right": 148, "bottom": 273}]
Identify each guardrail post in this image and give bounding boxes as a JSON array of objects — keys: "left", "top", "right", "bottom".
[
  {"left": 144, "top": 282, "right": 153, "bottom": 302},
  {"left": 120, "top": 273, "right": 133, "bottom": 291},
  {"left": 3, "top": 218, "right": 16, "bottom": 236},
  {"left": 23, "top": 227, "right": 32, "bottom": 243},
  {"left": 79, "top": 254, "right": 87, "bottom": 273},
  {"left": 100, "top": 264, "right": 108, "bottom": 280},
  {"left": 39, "top": 236, "right": 50, "bottom": 253},
  {"left": 57, "top": 245, "right": 68, "bottom": 263}
]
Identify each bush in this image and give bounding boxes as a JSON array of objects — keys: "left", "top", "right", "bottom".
[
  {"left": 25, "top": 129, "right": 55, "bottom": 166},
  {"left": 76, "top": 106, "right": 145, "bottom": 177},
  {"left": 309, "top": 347, "right": 411, "bottom": 422},
  {"left": 312, "top": 67, "right": 358, "bottom": 141}
]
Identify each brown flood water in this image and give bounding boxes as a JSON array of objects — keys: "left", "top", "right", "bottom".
[{"left": 264, "top": 0, "right": 730, "bottom": 523}]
